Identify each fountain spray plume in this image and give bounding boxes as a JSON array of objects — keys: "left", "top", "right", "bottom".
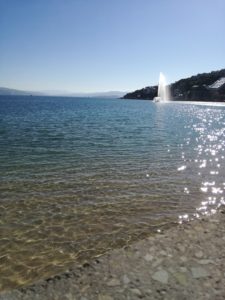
[{"left": 154, "top": 72, "right": 171, "bottom": 102}]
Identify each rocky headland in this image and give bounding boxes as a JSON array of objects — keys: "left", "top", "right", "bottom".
[{"left": 123, "top": 69, "right": 225, "bottom": 102}]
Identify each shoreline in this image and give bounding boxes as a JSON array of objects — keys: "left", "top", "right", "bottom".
[{"left": 1, "top": 208, "right": 225, "bottom": 300}]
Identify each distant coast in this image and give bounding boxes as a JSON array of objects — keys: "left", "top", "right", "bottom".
[
  {"left": 0, "top": 88, "right": 126, "bottom": 99},
  {"left": 123, "top": 69, "right": 225, "bottom": 102}
]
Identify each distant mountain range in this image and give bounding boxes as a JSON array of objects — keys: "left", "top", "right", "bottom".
[
  {"left": 0, "top": 87, "right": 42, "bottom": 96},
  {"left": 0, "top": 87, "right": 126, "bottom": 98}
]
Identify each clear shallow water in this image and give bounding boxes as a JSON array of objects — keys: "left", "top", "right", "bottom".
[{"left": 0, "top": 96, "right": 225, "bottom": 290}]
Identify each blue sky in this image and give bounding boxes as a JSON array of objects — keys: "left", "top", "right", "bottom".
[{"left": 0, "top": 0, "right": 224, "bottom": 93}]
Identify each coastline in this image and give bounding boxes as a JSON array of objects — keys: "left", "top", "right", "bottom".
[{"left": 1, "top": 207, "right": 225, "bottom": 300}]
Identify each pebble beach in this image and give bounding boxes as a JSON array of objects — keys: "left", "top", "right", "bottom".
[{"left": 1, "top": 207, "right": 225, "bottom": 300}]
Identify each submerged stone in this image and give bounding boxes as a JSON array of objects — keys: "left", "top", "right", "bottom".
[
  {"left": 122, "top": 274, "right": 130, "bottom": 285},
  {"left": 191, "top": 267, "right": 209, "bottom": 278},
  {"left": 144, "top": 254, "right": 154, "bottom": 262},
  {"left": 152, "top": 270, "right": 169, "bottom": 284},
  {"left": 130, "top": 288, "right": 142, "bottom": 297},
  {"left": 195, "top": 250, "right": 204, "bottom": 258},
  {"left": 198, "top": 259, "right": 214, "bottom": 265},
  {"left": 107, "top": 278, "right": 120, "bottom": 287},
  {"left": 173, "top": 272, "right": 187, "bottom": 285}
]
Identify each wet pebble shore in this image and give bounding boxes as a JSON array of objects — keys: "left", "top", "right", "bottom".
[{"left": 1, "top": 208, "right": 225, "bottom": 300}]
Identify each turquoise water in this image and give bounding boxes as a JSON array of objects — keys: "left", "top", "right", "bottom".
[{"left": 0, "top": 96, "right": 225, "bottom": 290}]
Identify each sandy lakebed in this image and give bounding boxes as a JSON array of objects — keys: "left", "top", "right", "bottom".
[{"left": 0, "top": 206, "right": 225, "bottom": 300}]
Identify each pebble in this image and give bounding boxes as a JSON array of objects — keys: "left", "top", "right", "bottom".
[
  {"left": 146, "top": 289, "right": 152, "bottom": 295},
  {"left": 177, "top": 244, "right": 185, "bottom": 252},
  {"left": 195, "top": 250, "right": 204, "bottom": 258},
  {"left": 65, "top": 293, "right": 77, "bottom": 300},
  {"left": 180, "top": 256, "right": 188, "bottom": 262},
  {"left": 130, "top": 288, "right": 142, "bottom": 297},
  {"left": 152, "top": 270, "right": 169, "bottom": 284},
  {"left": 107, "top": 278, "right": 120, "bottom": 287},
  {"left": 173, "top": 272, "right": 187, "bottom": 285},
  {"left": 122, "top": 274, "right": 130, "bottom": 285},
  {"left": 159, "top": 250, "right": 167, "bottom": 256},
  {"left": 198, "top": 259, "right": 214, "bottom": 265},
  {"left": 144, "top": 254, "right": 154, "bottom": 262},
  {"left": 191, "top": 267, "right": 209, "bottom": 278}
]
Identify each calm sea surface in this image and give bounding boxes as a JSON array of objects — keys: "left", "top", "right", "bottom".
[{"left": 0, "top": 96, "right": 225, "bottom": 290}]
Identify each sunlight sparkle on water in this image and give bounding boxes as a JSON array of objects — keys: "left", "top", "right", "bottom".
[
  {"left": 184, "top": 187, "right": 190, "bottom": 194},
  {"left": 210, "top": 171, "right": 219, "bottom": 175},
  {"left": 177, "top": 165, "right": 186, "bottom": 171},
  {"left": 202, "top": 181, "right": 215, "bottom": 186},
  {"left": 212, "top": 187, "right": 223, "bottom": 194},
  {"left": 199, "top": 160, "right": 207, "bottom": 168},
  {"left": 178, "top": 214, "right": 189, "bottom": 222}
]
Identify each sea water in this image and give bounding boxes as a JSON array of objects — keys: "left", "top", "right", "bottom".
[{"left": 0, "top": 96, "right": 225, "bottom": 290}]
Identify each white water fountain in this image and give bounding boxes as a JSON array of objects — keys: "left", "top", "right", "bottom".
[{"left": 153, "top": 72, "right": 170, "bottom": 102}]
